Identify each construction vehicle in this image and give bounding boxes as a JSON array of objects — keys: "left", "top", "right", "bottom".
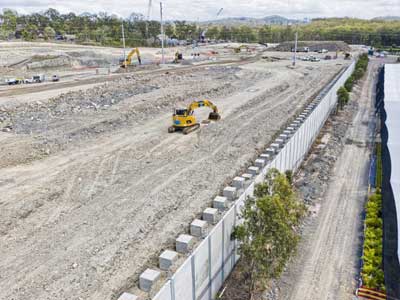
[
  {"left": 234, "top": 45, "right": 250, "bottom": 53},
  {"left": 168, "top": 100, "right": 221, "bottom": 134},
  {"left": 120, "top": 48, "right": 142, "bottom": 68},
  {"left": 6, "top": 78, "right": 24, "bottom": 85},
  {"left": 173, "top": 51, "right": 183, "bottom": 63},
  {"left": 24, "top": 74, "right": 45, "bottom": 84}
]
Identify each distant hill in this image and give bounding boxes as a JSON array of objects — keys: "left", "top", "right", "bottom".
[
  {"left": 372, "top": 16, "right": 400, "bottom": 21},
  {"left": 200, "top": 15, "right": 308, "bottom": 26}
]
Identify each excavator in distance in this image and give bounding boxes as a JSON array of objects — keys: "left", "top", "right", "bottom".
[
  {"left": 168, "top": 100, "right": 221, "bottom": 134},
  {"left": 120, "top": 48, "right": 142, "bottom": 68}
]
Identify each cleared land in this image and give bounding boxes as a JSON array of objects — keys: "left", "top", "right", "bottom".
[{"left": 0, "top": 42, "right": 349, "bottom": 300}]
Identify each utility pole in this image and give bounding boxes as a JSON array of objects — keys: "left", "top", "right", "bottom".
[
  {"left": 292, "top": 31, "right": 298, "bottom": 67},
  {"left": 160, "top": 2, "right": 164, "bottom": 64},
  {"left": 121, "top": 23, "right": 127, "bottom": 68},
  {"left": 146, "top": 0, "right": 152, "bottom": 39}
]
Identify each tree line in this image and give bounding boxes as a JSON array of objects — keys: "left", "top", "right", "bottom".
[{"left": 1, "top": 8, "right": 399, "bottom": 47}]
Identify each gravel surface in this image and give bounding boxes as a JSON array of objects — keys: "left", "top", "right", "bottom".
[{"left": 0, "top": 51, "right": 348, "bottom": 300}]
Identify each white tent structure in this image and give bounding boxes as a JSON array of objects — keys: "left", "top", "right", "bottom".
[{"left": 384, "top": 64, "right": 400, "bottom": 261}]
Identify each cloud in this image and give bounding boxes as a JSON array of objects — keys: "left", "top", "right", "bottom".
[{"left": 1, "top": 0, "right": 399, "bottom": 20}]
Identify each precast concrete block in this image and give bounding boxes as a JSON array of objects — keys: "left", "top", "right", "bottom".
[
  {"left": 203, "top": 207, "right": 218, "bottom": 224},
  {"left": 233, "top": 176, "right": 245, "bottom": 189},
  {"left": 247, "top": 166, "right": 260, "bottom": 176},
  {"left": 176, "top": 234, "right": 194, "bottom": 254},
  {"left": 255, "top": 158, "right": 266, "bottom": 169},
  {"left": 139, "top": 269, "right": 161, "bottom": 292},
  {"left": 275, "top": 138, "right": 284, "bottom": 146},
  {"left": 292, "top": 120, "right": 301, "bottom": 127},
  {"left": 271, "top": 143, "right": 280, "bottom": 152},
  {"left": 213, "top": 196, "right": 228, "bottom": 211},
  {"left": 260, "top": 153, "right": 270, "bottom": 161},
  {"left": 283, "top": 130, "right": 291, "bottom": 136},
  {"left": 118, "top": 293, "right": 138, "bottom": 300},
  {"left": 223, "top": 186, "right": 237, "bottom": 200},
  {"left": 190, "top": 219, "right": 208, "bottom": 238},
  {"left": 279, "top": 134, "right": 288, "bottom": 141},
  {"left": 159, "top": 250, "right": 179, "bottom": 270},
  {"left": 265, "top": 147, "right": 275, "bottom": 155},
  {"left": 242, "top": 173, "right": 253, "bottom": 188}
]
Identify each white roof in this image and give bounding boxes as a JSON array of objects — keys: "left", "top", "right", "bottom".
[{"left": 385, "top": 64, "right": 400, "bottom": 260}]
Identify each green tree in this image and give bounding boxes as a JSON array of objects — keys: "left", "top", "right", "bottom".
[
  {"left": 337, "top": 86, "right": 349, "bottom": 109},
  {"left": 234, "top": 169, "right": 305, "bottom": 298},
  {"left": 44, "top": 26, "right": 56, "bottom": 40}
]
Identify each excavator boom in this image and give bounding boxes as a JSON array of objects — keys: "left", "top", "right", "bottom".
[
  {"left": 168, "top": 99, "right": 221, "bottom": 134},
  {"left": 120, "top": 48, "right": 142, "bottom": 67}
]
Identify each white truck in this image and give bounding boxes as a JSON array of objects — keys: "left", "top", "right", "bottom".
[{"left": 24, "top": 74, "right": 45, "bottom": 84}]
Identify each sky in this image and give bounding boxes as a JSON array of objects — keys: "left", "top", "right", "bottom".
[{"left": 1, "top": 0, "right": 399, "bottom": 20}]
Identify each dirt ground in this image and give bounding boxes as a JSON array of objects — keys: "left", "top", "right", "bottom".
[
  {"left": 0, "top": 42, "right": 350, "bottom": 300},
  {"left": 262, "top": 58, "right": 386, "bottom": 300}
]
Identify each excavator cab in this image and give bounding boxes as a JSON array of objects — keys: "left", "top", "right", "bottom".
[{"left": 168, "top": 100, "right": 221, "bottom": 134}]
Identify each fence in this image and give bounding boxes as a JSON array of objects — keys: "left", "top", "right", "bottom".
[{"left": 152, "top": 61, "right": 356, "bottom": 300}]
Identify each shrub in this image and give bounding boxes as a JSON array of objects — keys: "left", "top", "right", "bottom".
[
  {"left": 361, "top": 192, "right": 385, "bottom": 291},
  {"left": 337, "top": 86, "right": 349, "bottom": 109},
  {"left": 344, "top": 75, "right": 355, "bottom": 92}
]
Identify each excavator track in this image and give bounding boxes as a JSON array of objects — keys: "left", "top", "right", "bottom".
[{"left": 182, "top": 123, "right": 200, "bottom": 134}]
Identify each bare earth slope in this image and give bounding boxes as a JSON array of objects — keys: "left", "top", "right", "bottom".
[{"left": 0, "top": 58, "right": 346, "bottom": 300}]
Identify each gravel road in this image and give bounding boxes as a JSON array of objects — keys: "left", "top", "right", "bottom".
[
  {"left": 0, "top": 56, "right": 346, "bottom": 300},
  {"left": 273, "top": 58, "right": 381, "bottom": 300}
]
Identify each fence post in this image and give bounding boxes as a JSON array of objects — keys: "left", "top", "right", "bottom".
[
  {"left": 221, "top": 218, "right": 225, "bottom": 283},
  {"left": 170, "top": 278, "right": 176, "bottom": 300},
  {"left": 191, "top": 255, "right": 196, "bottom": 300},
  {"left": 208, "top": 238, "right": 212, "bottom": 300}
]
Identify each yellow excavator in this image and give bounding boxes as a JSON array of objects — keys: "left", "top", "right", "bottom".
[
  {"left": 120, "top": 48, "right": 142, "bottom": 68},
  {"left": 168, "top": 100, "right": 221, "bottom": 134},
  {"left": 234, "top": 45, "right": 250, "bottom": 53}
]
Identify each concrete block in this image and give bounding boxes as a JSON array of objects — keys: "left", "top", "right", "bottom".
[
  {"left": 260, "top": 153, "right": 270, "bottom": 161},
  {"left": 255, "top": 158, "right": 266, "bottom": 168},
  {"left": 159, "top": 250, "right": 178, "bottom": 270},
  {"left": 279, "top": 134, "right": 288, "bottom": 140},
  {"left": 203, "top": 207, "right": 218, "bottom": 224},
  {"left": 292, "top": 120, "right": 301, "bottom": 126},
  {"left": 271, "top": 143, "right": 280, "bottom": 151},
  {"left": 139, "top": 269, "right": 161, "bottom": 292},
  {"left": 275, "top": 138, "right": 284, "bottom": 146},
  {"left": 233, "top": 176, "right": 245, "bottom": 189},
  {"left": 247, "top": 166, "right": 260, "bottom": 175},
  {"left": 242, "top": 173, "right": 253, "bottom": 181},
  {"left": 265, "top": 147, "right": 275, "bottom": 155},
  {"left": 176, "top": 234, "right": 194, "bottom": 254},
  {"left": 213, "top": 196, "right": 228, "bottom": 211},
  {"left": 190, "top": 219, "right": 208, "bottom": 238},
  {"left": 118, "top": 293, "right": 138, "bottom": 300},
  {"left": 223, "top": 186, "right": 237, "bottom": 200},
  {"left": 283, "top": 130, "right": 291, "bottom": 136}
]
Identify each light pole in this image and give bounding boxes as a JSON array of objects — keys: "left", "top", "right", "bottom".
[{"left": 160, "top": 2, "right": 164, "bottom": 64}]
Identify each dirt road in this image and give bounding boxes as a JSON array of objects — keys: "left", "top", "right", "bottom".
[
  {"left": 274, "top": 59, "right": 381, "bottom": 300},
  {"left": 0, "top": 56, "right": 347, "bottom": 300}
]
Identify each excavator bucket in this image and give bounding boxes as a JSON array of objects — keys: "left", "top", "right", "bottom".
[{"left": 208, "top": 112, "right": 221, "bottom": 120}]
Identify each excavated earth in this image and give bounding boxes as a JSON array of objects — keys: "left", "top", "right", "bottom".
[{"left": 0, "top": 54, "right": 349, "bottom": 300}]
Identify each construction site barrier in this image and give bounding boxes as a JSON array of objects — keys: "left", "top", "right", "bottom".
[
  {"left": 151, "top": 61, "right": 356, "bottom": 300},
  {"left": 357, "top": 286, "right": 387, "bottom": 300}
]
